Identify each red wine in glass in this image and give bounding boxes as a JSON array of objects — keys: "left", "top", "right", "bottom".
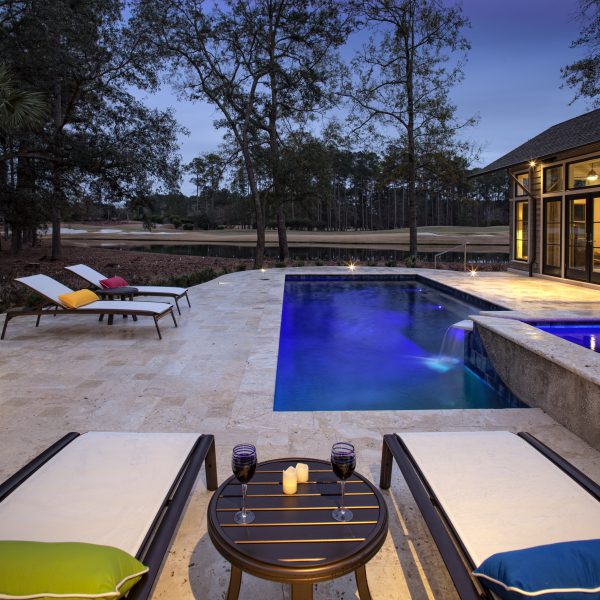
[
  {"left": 232, "top": 444, "right": 257, "bottom": 524},
  {"left": 331, "top": 442, "right": 356, "bottom": 522}
]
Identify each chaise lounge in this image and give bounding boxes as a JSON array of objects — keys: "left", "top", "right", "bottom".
[
  {"left": 2, "top": 274, "right": 178, "bottom": 340},
  {"left": 0, "top": 431, "right": 217, "bottom": 600},
  {"left": 65, "top": 264, "right": 191, "bottom": 315},
  {"left": 380, "top": 431, "right": 600, "bottom": 599}
]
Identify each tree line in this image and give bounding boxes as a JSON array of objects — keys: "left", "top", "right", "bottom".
[{"left": 1, "top": 0, "right": 598, "bottom": 267}]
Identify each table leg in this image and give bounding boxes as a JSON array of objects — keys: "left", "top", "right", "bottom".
[
  {"left": 107, "top": 314, "right": 114, "bottom": 325},
  {"left": 226, "top": 565, "right": 242, "bottom": 600},
  {"left": 291, "top": 583, "right": 313, "bottom": 600},
  {"left": 355, "top": 566, "right": 372, "bottom": 600},
  {"left": 129, "top": 295, "right": 137, "bottom": 321}
]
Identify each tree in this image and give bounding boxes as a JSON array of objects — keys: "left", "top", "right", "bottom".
[
  {"left": 132, "top": 0, "right": 350, "bottom": 266},
  {"left": 345, "top": 0, "right": 474, "bottom": 257},
  {"left": 256, "top": 0, "right": 351, "bottom": 260},
  {"left": 562, "top": 0, "right": 600, "bottom": 105},
  {"left": 0, "top": 0, "right": 177, "bottom": 258}
]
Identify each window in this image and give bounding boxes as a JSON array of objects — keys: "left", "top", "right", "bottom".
[
  {"left": 543, "top": 165, "right": 563, "bottom": 193},
  {"left": 567, "top": 158, "right": 600, "bottom": 189},
  {"left": 544, "top": 198, "right": 561, "bottom": 274},
  {"left": 515, "top": 200, "right": 528, "bottom": 261},
  {"left": 514, "top": 172, "right": 529, "bottom": 197}
]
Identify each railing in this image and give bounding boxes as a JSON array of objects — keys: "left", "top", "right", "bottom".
[{"left": 434, "top": 242, "right": 468, "bottom": 271}]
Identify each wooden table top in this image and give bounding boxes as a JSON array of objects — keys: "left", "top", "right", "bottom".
[
  {"left": 96, "top": 286, "right": 139, "bottom": 296},
  {"left": 207, "top": 458, "right": 388, "bottom": 583}
]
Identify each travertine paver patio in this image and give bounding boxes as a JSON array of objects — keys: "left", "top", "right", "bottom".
[{"left": 1, "top": 267, "right": 600, "bottom": 599}]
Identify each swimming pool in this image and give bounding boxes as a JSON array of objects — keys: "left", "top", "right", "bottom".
[
  {"left": 274, "top": 278, "right": 516, "bottom": 411},
  {"left": 535, "top": 324, "right": 600, "bottom": 353}
]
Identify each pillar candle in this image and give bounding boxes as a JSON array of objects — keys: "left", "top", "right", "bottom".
[
  {"left": 295, "top": 463, "right": 309, "bottom": 483},
  {"left": 282, "top": 466, "right": 297, "bottom": 495}
]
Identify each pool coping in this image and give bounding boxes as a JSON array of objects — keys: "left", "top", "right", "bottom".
[{"left": 471, "top": 315, "right": 600, "bottom": 387}]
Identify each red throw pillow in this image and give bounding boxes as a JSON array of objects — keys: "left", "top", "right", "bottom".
[{"left": 99, "top": 276, "right": 129, "bottom": 289}]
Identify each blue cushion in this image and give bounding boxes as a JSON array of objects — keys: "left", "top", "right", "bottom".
[{"left": 473, "top": 539, "right": 600, "bottom": 600}]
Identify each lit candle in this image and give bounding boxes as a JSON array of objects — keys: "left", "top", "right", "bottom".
[
  {"left": 295, "top": 463, "right": 309, "bottom": 483},
  {"left": 282, "top": 466, "right": 297, "bottom": 495}
]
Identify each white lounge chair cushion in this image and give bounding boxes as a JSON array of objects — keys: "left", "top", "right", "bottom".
[
  {"left": 135, "top": 286, "right": 186, "bottom": 296},
  {"left": 66, "top": 265, "right": 187, "bottom": 295},
  {"left": 399, "top": 431, "right": 600, "bottom": 568},
  {"left": 82, "top": 300, "right": 172, "bottom": 314},
  {"left": 0, "top": 432, "right": 200, "bottom": 556},
  {"left": 16, "top": 275, "right": 73, "bottom": 306},
  {"left": 65, "top": 264, "right": 105, "bottom": 288}
]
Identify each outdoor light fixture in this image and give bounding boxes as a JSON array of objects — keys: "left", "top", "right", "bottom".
[
  {"left": 529, "top": 160, "right": 536, "bottom": 167},
  {"left": 587, "top": 164, "right": 599, "bottom": 182},
  {"left": 348, "top": 262, "right": 357, "bottom": 272},
  {"left": 469, "top": 268, "right": 478, "bottom": 277},
  {"left": 260, "top": 268, "right": 266, "bottom": 273}
]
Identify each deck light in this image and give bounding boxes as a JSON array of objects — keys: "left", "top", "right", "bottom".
[
  {"left": 469, "top": 267, "right": 478, "bottom": 277},
  {"left": 587, "top": 164, "right": 599, "bottom": 182},
  {"left": 260, "top": 268, "right": 266, "bottom": 273},
  {"left": 348, "top": 262, "right": 357, "bottom": 272}
]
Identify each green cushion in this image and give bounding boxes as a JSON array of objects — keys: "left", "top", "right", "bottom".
[{"left": 0, "top": 541, "right": 148, "bottom": 599}]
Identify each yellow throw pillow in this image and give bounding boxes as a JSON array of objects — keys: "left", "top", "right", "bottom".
[{"left": 58, "top": 289, "right": 99, "bottom": 309}]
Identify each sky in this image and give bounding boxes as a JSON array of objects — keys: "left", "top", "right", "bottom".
[{"left": 137, "top": 0, "right": 589, "bottom": 194}]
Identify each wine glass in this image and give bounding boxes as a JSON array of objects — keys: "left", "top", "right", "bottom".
[
  {"left": 232, "top": 444, "right": 257, "bottom": 524},
  {"left": 331, "top": 442, "right": 356, "bottom": 522}
]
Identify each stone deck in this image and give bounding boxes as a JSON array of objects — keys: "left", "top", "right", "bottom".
[{"left": 1, "top": 267, "right": 600, "bottom": 599}]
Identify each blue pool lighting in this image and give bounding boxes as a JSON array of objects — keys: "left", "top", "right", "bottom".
[
  {"left": 535, "top": 324, "right": 600, "bottom": 353},
  {"left": 274, "top": 279, "right": 511, "bottom": 411}
]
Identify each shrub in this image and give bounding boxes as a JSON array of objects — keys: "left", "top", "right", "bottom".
[
  {"left": 182, "top": 223, "right": 194, "bottom": 231},
  {"left": 385, "top": 260, "right": 397, "bottom": 267},
  {"left": 235, "top": 264, "right": 247, "bottom": 271}
]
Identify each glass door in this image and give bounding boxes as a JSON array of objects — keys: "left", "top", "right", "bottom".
[
  {"left": 565, "top": 194, "right": 600, "bottom": 283},
  {"left": 592, "top": 196, "right": 600, "bottom": 284},
  {"left": 543, "top": 198, "right": 561, "bottom": 276}
]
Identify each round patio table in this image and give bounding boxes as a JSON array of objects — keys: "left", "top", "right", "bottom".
[
  {"left": 207, "top": 457, "right": 388, "bottom": 600},
  {"left": 95, "top": 286, "right": 139, "bottom": 324}
]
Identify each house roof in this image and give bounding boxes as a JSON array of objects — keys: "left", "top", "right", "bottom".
[{"left": 475, "top": 109, "right": 600, "bottom": 176}]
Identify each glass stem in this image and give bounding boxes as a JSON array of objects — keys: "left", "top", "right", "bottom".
[
  {"left": 340, "top": 479, "right": 346, "bottom": 514},
  {"left": 241, "top": 483, "right": 247, "bottom": 517}
]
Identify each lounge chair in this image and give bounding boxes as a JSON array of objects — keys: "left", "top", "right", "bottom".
[
  {"left": 2, "top": 274, "right": 177, "bottom": 340},
  {"left": 65, "top": 264, "right": 191, "bottom": 315},
  {"left": 379, "top": 431, "right": 600, "bottom": 599},
  {"left": 0, "top": 431, "right": 218, "bottom": 600}
]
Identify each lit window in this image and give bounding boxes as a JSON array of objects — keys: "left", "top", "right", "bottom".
[
  {"left": 515, "top": 172, "right": 529, "bottom": 197},
  {"left": 567, "top": 158, "right": 600, "bottom": 189},
  {"left": 543, "top": 166, "right": 563, "bottom": 193},
  {"left": 515, "top": 200, "right": 528, "bottom": 260}
]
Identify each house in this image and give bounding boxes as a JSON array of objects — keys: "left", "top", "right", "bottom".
[{"left": 477, "top": 108, "right": 600, "bottom": 283}]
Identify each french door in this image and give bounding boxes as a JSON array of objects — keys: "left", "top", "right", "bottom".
[{"left": 565, "top": 194, "right": 600, "bottom": 283}]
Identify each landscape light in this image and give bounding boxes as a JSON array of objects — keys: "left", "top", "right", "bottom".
[
  {"left": 260, "top": 268, "right": 266, "bottom": 273},
  {"left": 586, "top": 164, "right": 599, "bottom": 182},
  {"left": 348, "top": 262, "right": 357, "bottom": 271},
  {"left": 469, "top": 268, "right": 478, "bottom": 277}
]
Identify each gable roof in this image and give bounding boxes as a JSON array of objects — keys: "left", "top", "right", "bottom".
[{"left": 475, "top": 109, "right": 600, "bottom": 176}]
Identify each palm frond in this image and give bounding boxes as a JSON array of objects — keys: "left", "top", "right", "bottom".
[{"left": 0, "top": 64, "right": 47, "bottom": 131}]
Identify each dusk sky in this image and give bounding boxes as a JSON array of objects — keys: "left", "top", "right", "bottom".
[{"left": 138, "top": 0, "right": 589, "bottom": 194}]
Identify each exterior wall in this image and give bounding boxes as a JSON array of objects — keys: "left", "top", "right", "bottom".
[
  {"left": 473, "top": 319, "right": 600, "bottom": 451},
  {"left": 508, "top": 141, "right": 600, "bottom": 281}
]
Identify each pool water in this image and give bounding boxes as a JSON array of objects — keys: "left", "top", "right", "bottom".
[
  {"left": 274, "top": 280, "right": 510, "bottom": 411},
  {"left": 536, "top": 324, "right": 600, "bottom": 353}
]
